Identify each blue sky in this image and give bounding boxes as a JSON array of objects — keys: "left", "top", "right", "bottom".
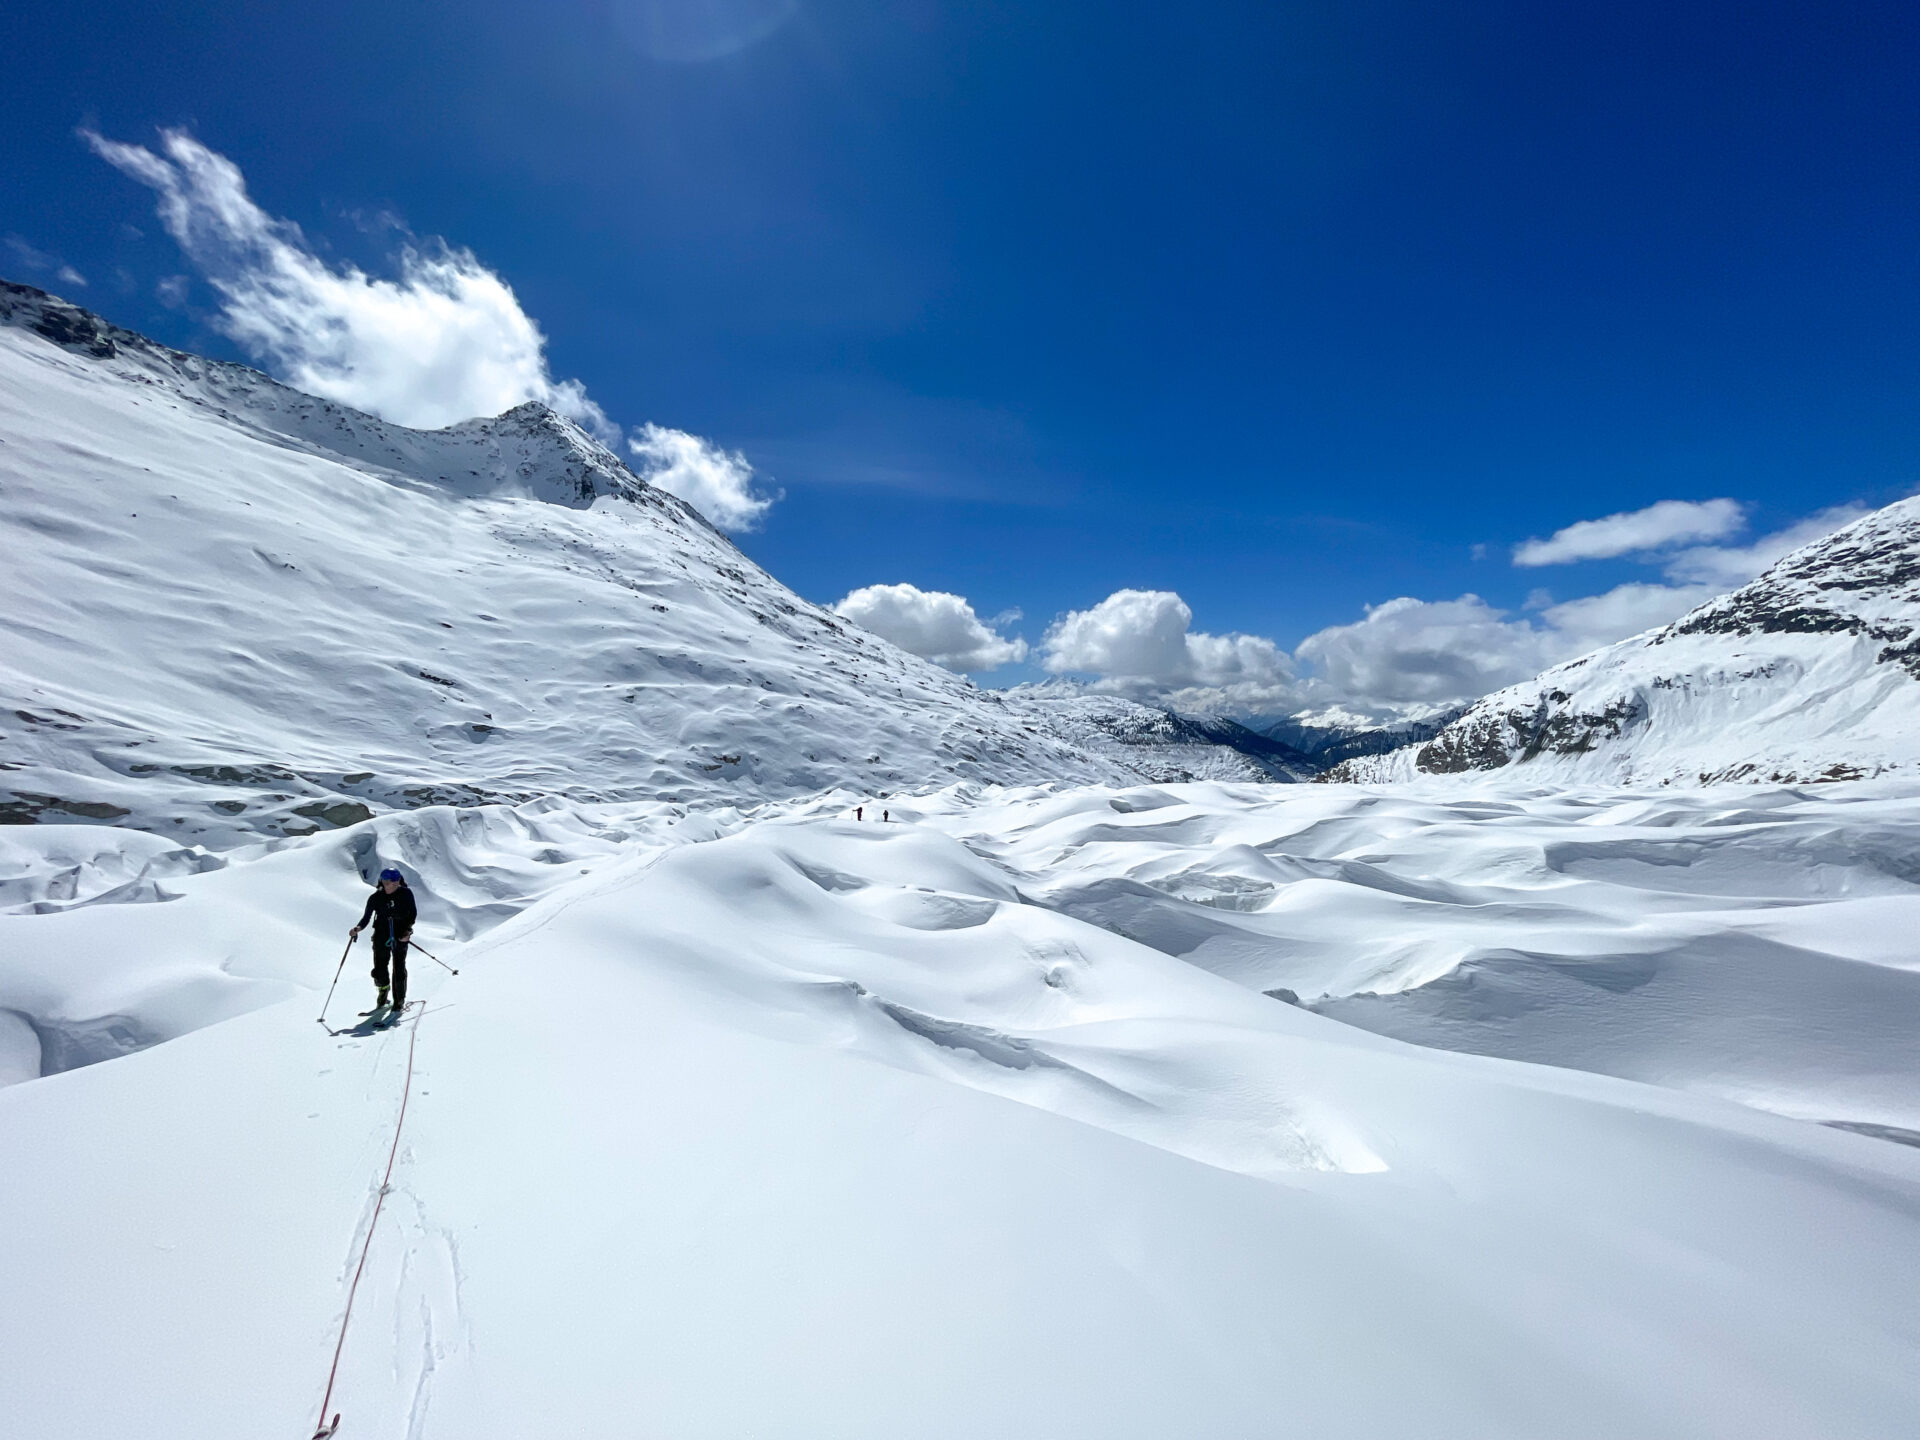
[{"left": 5, "top": 0, "right": 1918, "bottom": 717}]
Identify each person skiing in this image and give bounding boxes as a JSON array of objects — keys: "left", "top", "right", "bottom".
[{"left": 349, "top": 868, "right": 415, "bottom": 1016}]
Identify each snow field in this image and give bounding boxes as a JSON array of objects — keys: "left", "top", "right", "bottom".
[
  {"left": 919, "top": 779, "right": 1920, "bottom": 1135},
  {"left": 3, "top": 784, "right": 1919, "bottom": 1437}
]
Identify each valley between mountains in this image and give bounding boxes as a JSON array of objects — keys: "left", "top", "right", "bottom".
[{"left": 3, "top": 284, "right": 1917, "bottom": 1440}]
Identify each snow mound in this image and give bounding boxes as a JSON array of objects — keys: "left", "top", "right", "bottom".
[{"left": 914, "top": 780, "right": 1920, "bottom": 1137}]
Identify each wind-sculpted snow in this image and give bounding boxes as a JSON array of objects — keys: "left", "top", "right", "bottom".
[
  {"left": 0, "top": 799, "right": 720, "bottom": 1083},
  {"left": 915, "top": 780, "right": 1920, "bottom": 1139},
  {"left": 2, "top": 788, "right": 1917, "bottom": 1437},
  {"left": 1329, "top": 495, "right": 1920, "bottom": 784},
  {"left": 0, "top": 283, "right": 1286, "bottom": 853}
]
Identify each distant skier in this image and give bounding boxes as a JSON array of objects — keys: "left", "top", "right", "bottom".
[
  {"left": 855, "top": 805, "right": 864, "bottom": 821},
  {"left": 348, "top": 868, "right": 415, "bottom": 1015},
  {"left": 883, "top": 809, "right": 890, "bottom": 822}
]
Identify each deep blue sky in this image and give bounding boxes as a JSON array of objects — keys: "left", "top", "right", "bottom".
[{"left": 5, "top": 0, "right": 1918, "bottom": 676}]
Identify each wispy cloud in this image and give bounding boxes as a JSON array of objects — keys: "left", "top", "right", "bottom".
[
  {"left": 609, "top": 0, "right": 800, "bottom": 63},
  {"left": 834, "top": 583, "right": 1027, "bottom": 671},
  {"left": 6, "top": 235, "right": 87, "bottom": 289},
  {"left": 1660, "top": 504, "right": 1870, "bottom": 588},
  {"left": 1513, "top": 498, "right": 1746, "bottom": 566},
  {"left": 82, "top": 127, "right": 616, "bottom": 440}
]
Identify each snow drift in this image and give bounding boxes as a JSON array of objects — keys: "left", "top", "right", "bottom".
[{"left": 2, "top": 790, "right": 1917, "bottom": 1439}]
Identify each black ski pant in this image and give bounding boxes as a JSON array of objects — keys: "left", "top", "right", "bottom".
[{"left": 372, "top": 938, "right": 409, "bottom": 1007}]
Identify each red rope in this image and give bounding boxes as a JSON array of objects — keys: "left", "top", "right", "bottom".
[{"left": 311, "top": 1007, "right": 422, "bottom": 1439}]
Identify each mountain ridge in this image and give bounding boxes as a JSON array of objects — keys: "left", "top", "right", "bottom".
[
  {"left": 1326, "top": 495, "right": 1920, "bottom": 784},
  {"left": 0, "top": 281, "right": 1300, "bottom": 844}
]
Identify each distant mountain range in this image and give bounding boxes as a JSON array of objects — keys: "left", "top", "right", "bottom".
[{"left": 1252, "top": 710, "right": 1467, "bottom": 768}]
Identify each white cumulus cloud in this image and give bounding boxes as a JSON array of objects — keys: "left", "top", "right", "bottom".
[
  {"left": 1513, "top": 498, "right": 1746, "bottom": 566},
  {"left": 834, "top": 584, "right": 1027, "bottom": 671},
  {"left": 1293, "top": 595, "right": 1570, "bottom": 708},
  {"left": 1024, "top": 501, "right": 1872, "bottom": 723},
  {"left": 1041, "top": 590, "right": 1295, "bottom": 709},
  {"left": 627, "top": 423, "right": 778, "bottom": 532},
  {"left": 83, "top": 127, "right": 616, "bottom": 440}
]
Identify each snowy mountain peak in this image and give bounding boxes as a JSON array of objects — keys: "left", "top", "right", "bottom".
[
  {"left": 1663, "top": 495, "right": 1920, "bottom": 665},
  {"left": 0, "top": 279, "right": 132, "bottom": 358},
  {"left": 0, "top": 279, "right": 669, "bottom": 514},
  {"left": 1331, "top": 494, "right": 1920, "bottom": 784}
]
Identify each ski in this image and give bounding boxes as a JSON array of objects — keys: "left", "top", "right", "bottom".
[{"left": 313, "top": 1414, "right": 340, "bottom": 1438}]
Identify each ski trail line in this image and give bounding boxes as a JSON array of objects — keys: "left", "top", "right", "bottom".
[
  {"left": 308, "top": 843, "right": 675, "bottom": 1437},
  {"left": 311, "top": 1003, "right": 424, "bottom": 1440}
]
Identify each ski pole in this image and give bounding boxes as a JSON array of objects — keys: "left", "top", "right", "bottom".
[
  {"left": 317, "top": 936, "right": 354, "bottom": 1027},
  {"left": 409, "top": 941, "right": 458, "bottom": 975}
]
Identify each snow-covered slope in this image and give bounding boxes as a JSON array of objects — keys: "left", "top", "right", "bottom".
[
  {"left": 3, "top": 788, "right": 1917, "bottom": 1439},
  {"left": 0, "top": 283, "right": 1278, "bottom": 843},
  {"left": 1329, "top": 496, "right": 1920, "bottom": 784}
]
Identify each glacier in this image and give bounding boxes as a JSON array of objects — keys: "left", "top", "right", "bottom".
[{"left": 3, "top": 283, "right": 1918, "bottom": 1439}]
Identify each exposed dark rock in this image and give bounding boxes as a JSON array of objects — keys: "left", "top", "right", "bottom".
[
  {"left": 291, "top": 800, "right": 375, "bottom": 828},
  {"left": 0, "top": 793, "right": 132, "bottom": 823}
]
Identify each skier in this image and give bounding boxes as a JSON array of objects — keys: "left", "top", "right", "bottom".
[
  {"left": 348, "top": 868, "right": 415, "bottom": 1016},
  {"left": 855, "top": 805, "right": 864, "bottom": 821}
]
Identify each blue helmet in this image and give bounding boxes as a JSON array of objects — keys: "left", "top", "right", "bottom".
[{"left": 378, "top": 868, "right": 404, "bottom": 882}]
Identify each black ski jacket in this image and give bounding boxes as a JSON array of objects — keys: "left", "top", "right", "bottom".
[{"left": 358, "top": 884, "right": 417, "bottom": 946}]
